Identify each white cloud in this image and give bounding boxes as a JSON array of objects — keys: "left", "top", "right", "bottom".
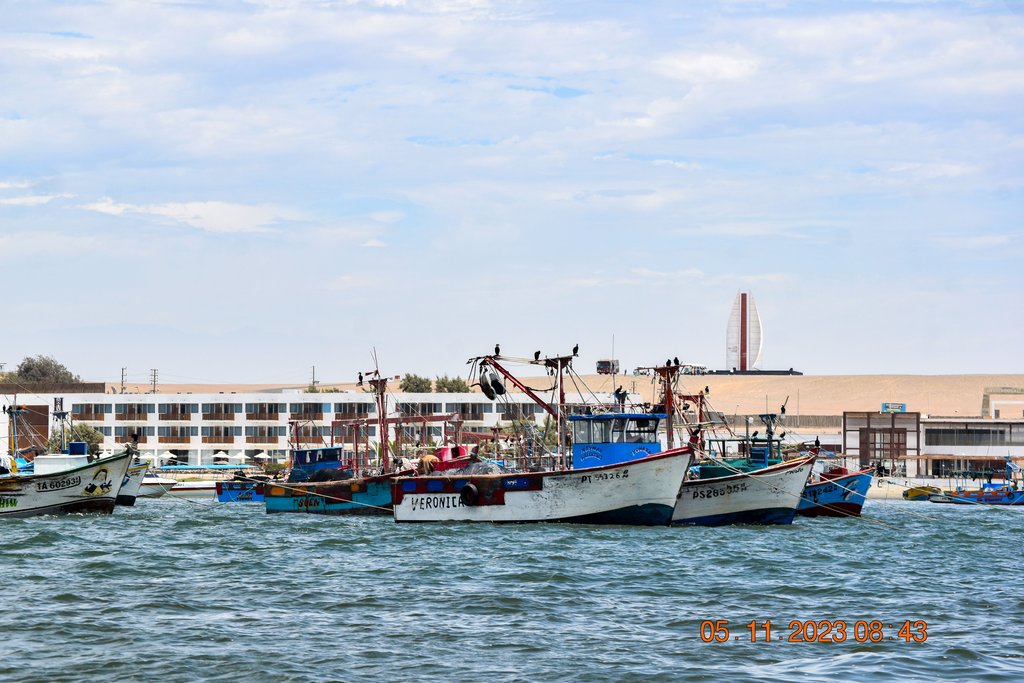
[
  {"left": 79, "top": 198, "right": 302, "bottom": 233},
  {"left": 361, "top": 239, "right": 388, "bottom": 248},
  {"left": 78, "top": 197, "right": 139, "bottom": 216},
  {"left": 0, "top": 193, "right": 70, "bottom": 206},
  {"left": 653, "top": 159, "right": 703, "bottom": 171},
  {"left": 370, "top": 210, "right": 405, "bottom": 223},
  {"left": 654, "top": 52, "right": 759, "bottom": 83},
  {"left": 0, "top": 180, "right": 33, "bottom": 189}
]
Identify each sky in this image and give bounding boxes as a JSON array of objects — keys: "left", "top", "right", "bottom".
[{"left": 1, "top": 0, "right": 1022, "bottom": 384}]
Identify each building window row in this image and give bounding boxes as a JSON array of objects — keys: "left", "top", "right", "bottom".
[{"left": 924, "top": 427, "right": 1024, "bottom": 446}]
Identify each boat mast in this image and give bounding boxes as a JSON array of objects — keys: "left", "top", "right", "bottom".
[
  {"left": 369, "top": 372, "right": 390, "bottom": 472},
  {"left": 635, "top": 362, "right": 682, "bottom": 450},
  {"left": 480, "top": 353, "right": 574, "bottom": 468}
]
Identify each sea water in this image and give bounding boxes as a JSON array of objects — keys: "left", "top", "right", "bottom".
[{"left": 1, "top": 499, "right": 1020, "bottom": 682}]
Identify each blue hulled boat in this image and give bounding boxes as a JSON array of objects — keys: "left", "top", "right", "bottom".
[
  {"left": 929, "top": 458, "right": 1024, "bottom": 505},
  {"left": 797, "top": 463, "right": 873, "bottom": 517},
  {"left": 216, "top": 478, "right": 266, "bottom": 503},
  {"left": 264, "top": 445, "right": 397, "bottom": 515}
]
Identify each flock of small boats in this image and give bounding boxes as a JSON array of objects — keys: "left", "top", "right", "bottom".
[{"left": 3, "top": 352, "right": 1019, "bottom": 522}]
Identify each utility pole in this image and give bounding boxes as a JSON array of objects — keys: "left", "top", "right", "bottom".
[
  {"left": 53, "top": 398, "right": 67, "bottom": 451},
  {"left": 311, "top": 365, "right": 318, "bottom": 389},
  {"left": 121, "top": 367, "right": 127, "bottom": 394},
  {"left": 150, "top": 369, "right": 158, "bottom": 394}
]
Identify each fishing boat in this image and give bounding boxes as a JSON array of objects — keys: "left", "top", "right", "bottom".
[
  {"left": 392, "top": 353, "right": 694, "bottom": 525},
  {"left": 136, "top": 472, "right": 176, "bottom": 499},
  {"left": 393, "top": 448, "right": 690, "bottom": 524},
  {"left": 1, "top": 405, "right": 134, "bottom": 518},
  {"left": 265, "top": 365, "right": 413, "bottom": 515},
  {"left": 115, "top": 460, "right": 150, "bottom": 506},
  {"left": 0, "top": 442, "right": 133, "bottom": 519},
  {"left": 797, "top": 462, "right": 873, "bottom": 517},
  {"left": 216, "top": 476, "right": 267, "bottom": 503},
  {"left": 928, "top": 458, "right": 1024, "bottom": 505},
  {"left": 156, "top": 464, "right": 260, "bottom": 498},
  {"left": 903, "top": 485, "right": 941, "bottom": 501},
  {"left": 672, "top": 411, "right": 814, "bottom": 526}
]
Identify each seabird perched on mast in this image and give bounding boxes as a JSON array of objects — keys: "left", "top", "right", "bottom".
[
  {"left": 572, "top": 343, "right": 579, "bottom": 356},
  {"left": 534, "top": 350, "right": 541, "bottom": 361},
  {"left": 494, "top": 343, "right": 500, "bottom": 356}
]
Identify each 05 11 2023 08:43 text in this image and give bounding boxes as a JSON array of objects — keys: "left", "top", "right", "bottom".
[{"left": 699, "top": 619, "right": 928, "bottom": 643}]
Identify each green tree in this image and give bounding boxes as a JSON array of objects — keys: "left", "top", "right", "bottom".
[
  {"left": 399, "top": 373, "right": 433, "bottom": 392},
  {"left": 434, "top": 375, "right": 470, "bottom": 392},
  {"left": 15, "top": 355, "right": 82, "bottom": 384},
  {"left": 46, "top": 423, "right": 104, "bottom": 455}
]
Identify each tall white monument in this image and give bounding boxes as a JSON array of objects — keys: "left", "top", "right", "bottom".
[{"left": 725, "top": 291, "right": 763, "bottom": 372}]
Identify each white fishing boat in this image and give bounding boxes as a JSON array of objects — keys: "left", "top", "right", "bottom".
[
  {"left": 0, "top": 449, "right": 133, "bottom": 519},
  {"left": 136, "top": 473, "right": 177, "bottom": 499},
  {"left": 167, "top": 480, "right": 218, "bottom": 498},
  {"left": 672, "top": 455, "right": 815, "bottom": 526},
  {"left": 393, "top": 352, "right": 694, "bottom": 525},
  {"left": 393, "top": 447, "right": 691, "bottom": 524},
  {"left": 115, "top": 460, "right": 150, "bottom": 506}
]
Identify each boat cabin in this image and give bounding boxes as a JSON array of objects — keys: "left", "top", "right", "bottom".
[
  {"left": 569, "top": 413, "right": 665, "bottom": 468},
  {"left": 33, "top": 441, "right": 92, "bottom": 476},
  {"left": 290, "top": 447, "right": 348, "bottom": 479}
]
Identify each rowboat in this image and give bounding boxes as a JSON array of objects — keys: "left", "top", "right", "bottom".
[
  {"left": 928, "top": 458, "right": 1024, "bottom": 506},
  {"left": 137, "top": 473, "right": 177, "bottom": 499},
  {"left": 797, "top": 465, "right": 874, "bottom": 517}
]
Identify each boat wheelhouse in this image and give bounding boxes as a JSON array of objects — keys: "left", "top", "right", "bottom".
[{"left": 568, "top": 413, "right": 667, "bottom": 469}]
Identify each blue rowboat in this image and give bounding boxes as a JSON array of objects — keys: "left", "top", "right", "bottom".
[
  {"left": 797, "top": 467, "right": 873, "bottom": 517},
  {"left": 216, "top": 479, "right": 265, "bottom": 503}
]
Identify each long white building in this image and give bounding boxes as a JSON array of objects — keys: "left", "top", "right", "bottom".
[{"left": 3, "top": 389, "right": 599, "bottom": 466}]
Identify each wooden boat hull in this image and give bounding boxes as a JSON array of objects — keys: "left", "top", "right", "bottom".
[
  {"left": 265, "top": 475, "right": 396, "bottom": 515},
  {"left": 797, "top": 469, "right": 873, "bottom": 517},
  {"left": 672, "top": 456, "right": 814, "bottom": 526},
  {"left": 167, "top": 481, "right": 218, "bottom": 498},
  {"left": 903, "top": 485, "right": 941, "bottom": 501},
  {"left": 928, "top": 488, "right": 1024, "bottom": 505},
  {"left": 0, "top": 451, "right": 133, "bottom": 519},
  {"left": 392, "top": 448, "right": 692, "bottom": 525},
  {"left": 137, "top": 476, "right": 176, "bottom": 499},
  {"left": 216, "top": 480, "right": 265, "bottom": 503},
  {"left": 115, "top": 462, "right": 149, "bottom": 506}
]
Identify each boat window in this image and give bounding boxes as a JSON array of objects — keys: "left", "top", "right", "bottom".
[
  {"left": 591, "top": 420, "right": 612, "bottom": 443},
  {"left": 612, "top": 418, "right": 627, "bottom": 443},
  {"left": 625, "top": 418, "right": 659, "bottom": 443},
  {"left": 573, "top": 421, "right": 591, "bottom": 444}
]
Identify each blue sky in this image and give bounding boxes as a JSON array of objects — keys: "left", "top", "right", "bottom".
[{"left": 1, "top": 0, "right": 1021, "bottom": 384}]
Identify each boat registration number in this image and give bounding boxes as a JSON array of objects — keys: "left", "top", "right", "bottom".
[
  {"left": 35, "top": 476, "right": 82, "bottom": 493},
  {"left": 0, "top": 497, "right": 17, "bottom": 509},
  {"left": 580, "top": 469, "right": 630, "bottom": 483},
  {"left": 692, "top": 482, "right": 748, "bottom": 499}
]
